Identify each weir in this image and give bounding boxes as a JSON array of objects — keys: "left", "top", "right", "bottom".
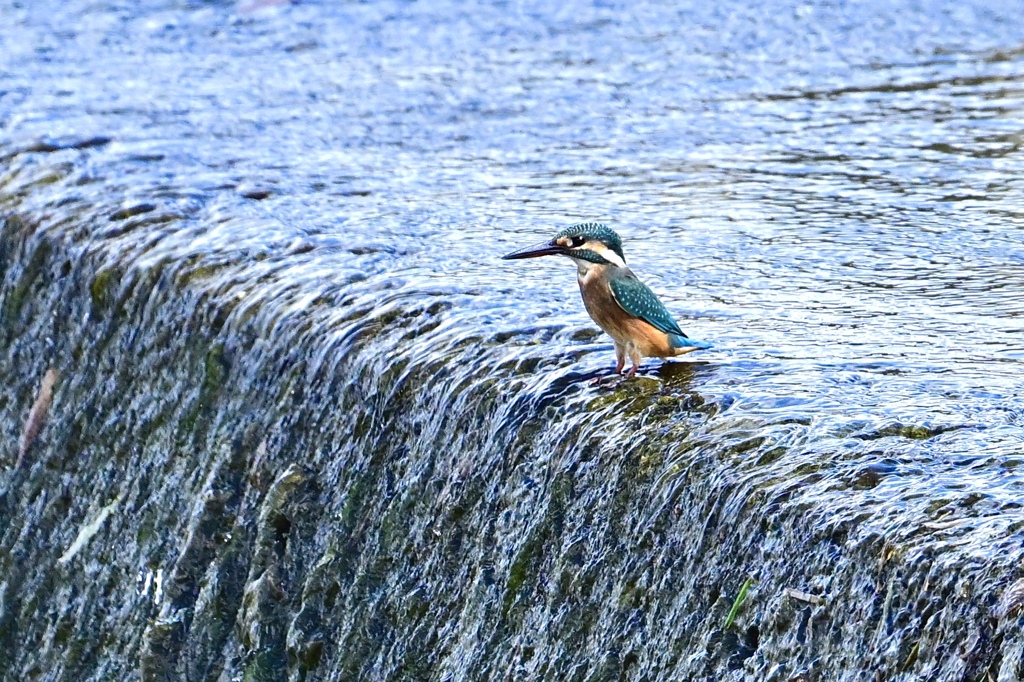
[
  {"left": 2, "top": 163, "right": 1022, "bottom": 681},
  {"left": 3, "top": 2, "right": 1024, "bottom": 680}
]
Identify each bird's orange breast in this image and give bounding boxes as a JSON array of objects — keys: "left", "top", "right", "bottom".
[{"left": 578, "top": 269, "right": 675, "bottom": 357}]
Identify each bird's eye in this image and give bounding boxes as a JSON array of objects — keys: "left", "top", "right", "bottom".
[{"left": 570, "top": 236, "right": 585, "bottom": 248}]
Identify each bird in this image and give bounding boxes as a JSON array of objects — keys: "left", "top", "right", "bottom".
[{"left": 502, "top": 222, "right": 711, "bottom": 378}]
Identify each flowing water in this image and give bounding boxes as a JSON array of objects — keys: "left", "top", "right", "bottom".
[{"left": 1, "top": 1, "right": 1024, "bottom": 680}]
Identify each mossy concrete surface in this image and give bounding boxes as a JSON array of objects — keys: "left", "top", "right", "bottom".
[{"left": 2, "top": 210, "right": 1023, "bottom": 682}]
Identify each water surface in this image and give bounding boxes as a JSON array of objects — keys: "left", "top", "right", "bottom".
[{"left": 2, "top": 0, "right": 1023, "bottom": 678}]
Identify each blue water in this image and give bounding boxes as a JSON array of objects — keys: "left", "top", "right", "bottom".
[{"left": 2, "top": 0, "right": 1024, "bottom": 677}]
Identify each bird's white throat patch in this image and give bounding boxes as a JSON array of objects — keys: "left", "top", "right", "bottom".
[
  {"left": 573, "top": 258, "right": 606, "bottom": 283},
  {"left": 573, "top": 257, "right": 595, "bottom": 278}
]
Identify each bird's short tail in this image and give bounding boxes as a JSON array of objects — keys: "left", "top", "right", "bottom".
[{"left": 669, "top": 334, "right": 712, "bottom": 352}]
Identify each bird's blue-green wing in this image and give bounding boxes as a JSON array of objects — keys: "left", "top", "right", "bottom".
[{"left": 609, "top": 275, "right": 686, "bottom": 336}]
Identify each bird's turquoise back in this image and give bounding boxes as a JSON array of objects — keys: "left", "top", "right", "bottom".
[
  {"left": 609, "top": 274, "right": 712, "bottom": 349},
  {"left": 609, "top": 275, "right": 685, "bottom": 336}
]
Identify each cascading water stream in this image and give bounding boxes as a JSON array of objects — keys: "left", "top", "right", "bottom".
[{"left": 2, "top": 1, "right": 1023, "bottom": 680}]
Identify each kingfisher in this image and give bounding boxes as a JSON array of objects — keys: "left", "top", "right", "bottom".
[{"left": 502, "top": 222, "right": 711, "bottom": 378}]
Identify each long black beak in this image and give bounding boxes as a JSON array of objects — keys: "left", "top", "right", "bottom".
[{"left": 501, "top": 240, "right": 566, "bottom": 260}]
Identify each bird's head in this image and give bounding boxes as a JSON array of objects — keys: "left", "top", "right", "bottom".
[{"left": 501, "top": 222, "right": 626, "bottom": 268}]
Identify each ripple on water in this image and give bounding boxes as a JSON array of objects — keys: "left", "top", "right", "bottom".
[{"left": 2, "top": 0, "right": 1024, "bottom": 677}]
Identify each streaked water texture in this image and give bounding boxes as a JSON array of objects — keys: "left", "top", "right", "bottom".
[{"left": 1, "top": 1, "right": 1023, "bottom": 680}]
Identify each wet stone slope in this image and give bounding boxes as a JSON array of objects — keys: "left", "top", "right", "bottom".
[
  {"left": 1, "top": 206, "right": 1023, "bottom": 681},
  {"left": 3, "top": 0, "right": 1024, "bottom": 680}
]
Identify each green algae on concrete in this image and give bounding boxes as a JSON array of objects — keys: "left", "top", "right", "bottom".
[{"left": 3, "top": 205, "right": 1023, "bottom": 682}]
